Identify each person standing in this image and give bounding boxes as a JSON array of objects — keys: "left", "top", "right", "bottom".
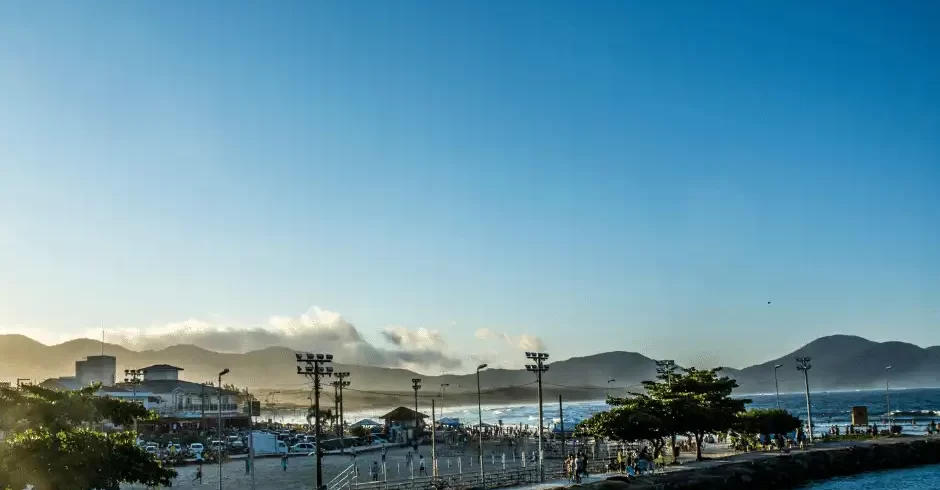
[
  {"left": 245, "top": 456, "right": 250, "bottom": 475},
  {"left": 281, "top": 453, "right": 288, "bottom": 472},
  {"left": 418, "top": 455, "right": 427, "bottom": 476}
]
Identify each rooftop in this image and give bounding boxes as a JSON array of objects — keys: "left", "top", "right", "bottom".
[
  {"left": 119, "top": 379, "right": 240, "bottom": 396},
  {"left": 379, "top": 406, "right": 428, "bottom": 421},
  {"left": 141, "top": 364, "right": 184, "bottom": 371}
]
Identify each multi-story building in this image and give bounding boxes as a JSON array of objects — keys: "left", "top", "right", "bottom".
[{"left": 76, "top": 355, "right": 116, "bottom": 386}]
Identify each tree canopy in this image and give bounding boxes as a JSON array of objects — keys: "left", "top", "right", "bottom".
[
  {"left": 734, "top": 408, "right": 802, "bottom": 439},
  {"left": 0, "top": 384, "right": 177, "bottom": 490},
  {"left": 578, "top": 367, "right": 750, "bottom": 462}
]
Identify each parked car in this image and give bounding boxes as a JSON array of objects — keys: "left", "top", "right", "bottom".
[
  {"left": 189, "top": 443, "right": 205, "bottom": 459},
  {"left": 144, "top": 444, "right": 159, "bottom": 455},
  {"left": 290, "top": 442, "right": 315, "bottom": 453}
]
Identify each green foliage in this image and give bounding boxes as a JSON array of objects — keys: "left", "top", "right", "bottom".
[
  {"left": 0, "top": 384, "right": 176, "bottom": 490},
  {"left": 652, "top": 368, "right": 749, "bottom": 461},
  {"left": 580, "top": 367, "right": 750, "bottom": 462},
  {"left": 578, "top": 395, "right": 671, "bottom": 459},
  {"left": 734, "top": 408, "right": 802, "bottom": 439},
  {"left": 350, "top": 425, "right": 369, "bottom": 438}
]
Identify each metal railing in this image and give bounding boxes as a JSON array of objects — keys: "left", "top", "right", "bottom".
[
  {"left": 347, "top": 458, "right": 612, "bottom": 490},
  {"left": 327, "top": 463, "right": 358, "bottom": 490}
]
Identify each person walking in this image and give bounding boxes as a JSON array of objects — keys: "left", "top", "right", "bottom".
[
  {"left": 245, "top": 456, "right": 251, "bottom": 475},
  {"left": 418, "top": 455, "right": 427, "bottom": 476},
  {"left": 193, "top": 464, "right": 203, "bottom": 484},
  {"left": 281, "top": 453, "right": 289, "bottom": 472},
  {"left": 371, "top": 461, "right": 380, "bottom": 481}
]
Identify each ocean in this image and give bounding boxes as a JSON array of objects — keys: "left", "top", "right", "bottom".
[
  {"left": 801, "top": 464, "right": 940, "bottom": 489},
  {"left": 337, "top": 387, "right": 940, "bottom": 435}
]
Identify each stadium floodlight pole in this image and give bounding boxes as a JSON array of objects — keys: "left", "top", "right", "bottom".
[
  {"left": 476, "top": 364, "right": 487, "bottom": 489},
  {"left": 525, "top": 351, "right": 550, "bottom": 483},
  {"left": 124, "top": 369, "right": 144, "bottom": 435},
  {"left": 411, "top": 378, "right": 422, "bottom": 445},
  {"left": 885, "top": 366, "right": 892, "bottom": 425},
  {"left": 335, "top": 372, "right": 351, "bottom": 452},
  {"left": 796, "top": 357, "right": 813, "bottom": 443},
  {"left": 440, "top": 383, "right": 450, "bottom": 419},
  {"left": 773, "top": 365, "right": 783, "bottom": 409},
  {"left": 296, "top": 352, "right": 334, "bottom": 490},
  {"left": 217, "top": 368, "right": 230, "bottom": 490}
]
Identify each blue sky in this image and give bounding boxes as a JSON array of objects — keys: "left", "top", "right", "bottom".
[{"left": 0, "top": 1, "right": 938, "bottom": 372}]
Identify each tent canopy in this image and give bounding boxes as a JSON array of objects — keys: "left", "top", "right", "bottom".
[
  {"left": 351, "top": 419, "right": 382, "bottom": 428},
  {"left": 438, "top": 417, "right": 460, "bottom": 427}
]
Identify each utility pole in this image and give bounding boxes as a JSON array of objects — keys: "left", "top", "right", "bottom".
[
  {"left": 440, "top": 383, "right": 450, "bottom": 420},
  {"left": 201, "top": 382, "right": 209, "bottom": 433},
  {"left": 412, "top": 378, "right": 422, "bottom": 445},
  {"left": 476, "top": 364, "right": 487, "bottom": 489},
  {"left": 336, "top": 372, "right": 350, "bottom": 444},
  {"left": 331, "top": 380, "right": 340, "bottom": 434},
  {"left": 246, "top": 390, "right": 256, "bottom": 490},
  {"left": 525, "top": 351, "right": 550, "bottom": 483},
  {"left": 773, "top": 364, "right": 782, "bottom": 409},
  {"left": 796, "top": 357, "right": 814, "bottom": 443},
  {"left": 124, "top": 369, "right": 144, "bottom": 435},
  {"left": 218, "top": 369, "right": 230, "bottom": 490},
  {"left": 330, "top": 372, "right": 350, "bottom": 452},
  {"left": 655, "top": 359, "right": 678, "bottom": 462},
  {"left": 297, "top": 352, "right": 334, "bottom": 490},
  {"left": 431, "top": 399, "right": 437, "bottom": 477}
]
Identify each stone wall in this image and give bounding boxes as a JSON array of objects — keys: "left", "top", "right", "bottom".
[{"left": 577, "top": 439, "right": 940, "bottom": 490}]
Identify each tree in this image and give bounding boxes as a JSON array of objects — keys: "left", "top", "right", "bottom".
[
  {"left": 734, "top": 408, "right": 802, "bottom": 445},
  {"left": 0, "top": 384, "right": 176, "bottom": 490},
  {"left": 578, "top": 394, "right": 672, "bottom": 460},
  {"left": 645, "top": 368, "right": 749, "bottom": 461}
]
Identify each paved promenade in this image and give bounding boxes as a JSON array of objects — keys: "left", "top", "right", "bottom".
[
  {"left": 122, "top": 435, "right": 939, "bottom": 490},
  {"left": 121, "top": 439, "right": 547, "bottom": 490}
]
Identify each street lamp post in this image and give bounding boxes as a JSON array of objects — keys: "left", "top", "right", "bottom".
[
  {"left": 773, "top": 364, "right": 782, "bottom": 409},
  {"left": 124, "top": 369, "right": 144, "bottom": 435},
  {"left": 440, "top": 383, "right": 450, "bottom": 420},
  {"left": 885, "top": 366, "right": 893, "bottom": 426},
  {"left": 525, "top": 352, "right": 550, "bottom": 483},
  {"left": 796, "top": 357, "right": 813, "bottom": 443},
  {"left": 476, "top": 364, "right": 487, "bottom": 489},
  {"left": 217, "top": 368, "right": 230, "bottom": 490}
]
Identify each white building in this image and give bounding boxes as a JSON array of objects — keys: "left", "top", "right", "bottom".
[{"left": 121, "top": 364, "right": 245, "bottom": 425}]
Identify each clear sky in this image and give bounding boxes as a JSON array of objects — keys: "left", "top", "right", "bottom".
[{"left": 1, "top": 1, "right": 938, "bottom": 372}]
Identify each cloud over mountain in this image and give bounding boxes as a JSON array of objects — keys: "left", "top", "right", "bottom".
[
  {"left": 474, "top": 328, "right": 546, "bottom": 351},
  {"left": 97, "top": 307, "right": 462, "bottom": 371}
]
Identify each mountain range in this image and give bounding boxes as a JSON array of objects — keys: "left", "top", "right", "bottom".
[{"left": 1, "top": 334, "right": 937, "bottom": 400}]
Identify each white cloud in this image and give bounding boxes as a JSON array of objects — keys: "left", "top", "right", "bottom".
[
  {"left": 473, "top": 328, "right": 547, "bottom": 353},
  {"left": 90, "top": 307, "right": 462, "bottom": 371}
]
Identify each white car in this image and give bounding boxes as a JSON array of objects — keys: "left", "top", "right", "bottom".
[
  {"left": 189, "top": 443, "right": 205, "bottom": 459},
  {"left": 290, "top": 442, "right": 315, "bottom": 453},
  {"left": 144, "top": 444, "right": 159, "bottom": 455}
]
